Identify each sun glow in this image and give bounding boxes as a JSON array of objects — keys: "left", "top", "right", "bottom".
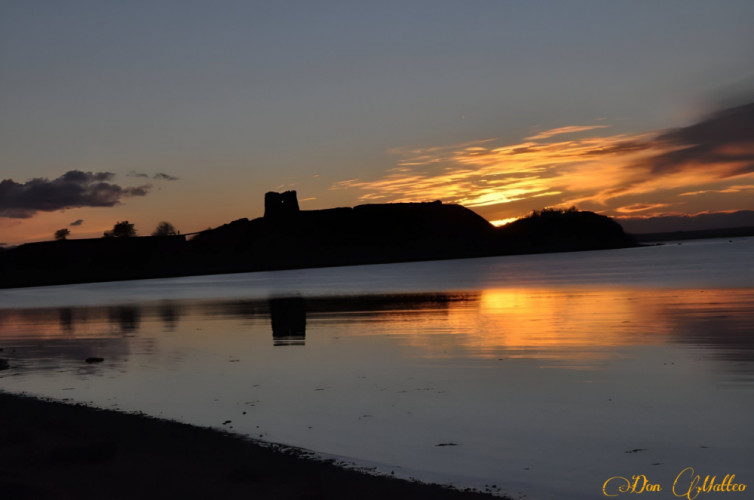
[{"left": 489, "top": 217, "right": 518, "bottom": 227}]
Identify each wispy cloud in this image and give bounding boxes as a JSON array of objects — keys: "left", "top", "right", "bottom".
[
  {"left": 679, "top": 184, "right": 754, "bottom": 197},
  {"left": 615, "top": 203, "right": 670, "bottom": 214},
  {"left": 0, "top": 171, "right": 151, "bottom": 219},
  {"left": 525, "top": 124, "right": 610, "bottom": 141},
  {"left": 153, "top": 172, "right": 179, "bottom": 181},
  {"left": 128, "top": 171, "right": 180, "bottom": 181},
  {"left": 331, "top": 133, "right": 654, "bottom": 206},
  {"left": 331, "top": 102, "right": 754, "bottom": 220}
]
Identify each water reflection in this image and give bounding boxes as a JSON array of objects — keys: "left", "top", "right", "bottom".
[
  {"left": 270, "top": 297, "right": 306, "bottom": 346},
  {"left": 663, "top": 289, "right": 754, "bottom": 371},
  {"left": 1, "top": 242, "right": 752, "bottom": 500},
  {"left": 158, "top": 302, "right": 180, "bottom": 332},
  {"left": 108, "top": 306, "right": 140, "bottom": 334},
  {"left": 59, "top": 308, "right": 74, "bottom": 333},
  {"left": 1, "top": 289, "right": 753, "bottom": 373},
  {"left": 2, "top": 286, "right": 754, "bottom": 500}
]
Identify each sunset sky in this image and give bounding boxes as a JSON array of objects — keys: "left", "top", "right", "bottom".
[{"left": 2, "top": 1, "right": 753, "bottom": 245}]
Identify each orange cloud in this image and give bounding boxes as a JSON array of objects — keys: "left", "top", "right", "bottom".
[
  {"left": 331, "top": 102, "right": 754, "bottom": 222},
  {"left": 615, "top": 203, "right": 670, "bottom": 214}
]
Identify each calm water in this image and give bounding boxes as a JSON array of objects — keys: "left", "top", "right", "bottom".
[{"left": 1, "top": 238, "right": 753, "bottom": 499}]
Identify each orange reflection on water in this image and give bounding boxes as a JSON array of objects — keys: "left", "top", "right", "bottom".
[
  {"left": 2, "top": 288, "right": 753, "bottom": 371},
  {"left": 0, "top": 305, "right": 146, "bottom": 340},
  {"left": 477, "top": 288, "right": 665, "bottom": 347},
  {"left": 390, "top": 288, "right": 754, "bottom": 367}
]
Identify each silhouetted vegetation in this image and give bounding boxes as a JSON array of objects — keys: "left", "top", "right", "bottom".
[
  {"left": 497, "top": 207, "right": 636, "bottom": 253},
  {"left": 152, "top": 221, "right": 179, "bottom": 236},
  {"left": 104, "top": 221, "right": 136, "bottom": 238},
  {"left": 0, "top": 192, "right": 638, "bottom": 288},
  {"left": 54, "top": 228, "right": 70, "bottom": 241}
]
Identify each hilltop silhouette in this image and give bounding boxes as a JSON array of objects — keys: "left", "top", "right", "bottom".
[
  {"left": 0, "top": 191, "right": 636, "bottom": 288},
  {"left": 497, "top": 207, "right": 636, "bottom": 253}
]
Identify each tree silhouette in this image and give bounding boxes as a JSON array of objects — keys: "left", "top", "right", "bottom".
[
  {"left": 104, "top": 221, "right": 136, "bottom": 238},
  {"left": 54, "top": 228, "right": 70, "bottom": 240},
  {"left": 152, "top": 221, "right": 179, "bottom": 236}
]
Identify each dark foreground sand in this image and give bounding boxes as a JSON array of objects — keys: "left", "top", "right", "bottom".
[{"left": 0, "top": 392, "right": 505, "bottom": 499}]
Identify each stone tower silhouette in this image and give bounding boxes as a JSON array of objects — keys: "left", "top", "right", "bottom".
[{"left": 264, "top": 190, "right": 300, "bottom": 218}]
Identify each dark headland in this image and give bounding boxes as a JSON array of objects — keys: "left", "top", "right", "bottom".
[{"left": 0, "top": 191, "right": 636, "bottom": 289}]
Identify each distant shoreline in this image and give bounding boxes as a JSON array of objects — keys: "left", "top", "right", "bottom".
[
  {"left": 0, "top": 230, "right": 750, "bottom": 291},
  {"left": 631, "top": 225, "right": 754, "bottom": 243},
  {"left": 0, "top": 244, "right": 634, "bottom": 291},
  {"left": 0, "top": 196, "right": 638, "bottom": 290}
]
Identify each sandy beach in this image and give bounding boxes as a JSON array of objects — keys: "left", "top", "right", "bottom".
[{"left": 0, "top": 392, "right": 503, "bottom": 500}]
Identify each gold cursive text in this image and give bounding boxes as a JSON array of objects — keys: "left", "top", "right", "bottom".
[
  {"left": 673, "top": 467, "right": 747, "bottom": 500},
  {"left": 603, "top": 475, "right": 662, "bottom": 496},
  {"left": 603, "top": 468, "right": 747, "bottom": 497}
]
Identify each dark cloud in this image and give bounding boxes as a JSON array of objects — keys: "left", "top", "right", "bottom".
[
  {"left": 62, "top": 171, "right": 114, "bottom": 183},
  {"left": 125, "top": 185, "right": 152, "bottom": 196},
  {"left": 127, "top": 171, "right": 179, "bottom": 181},
  {"left": 660, "top": 103, "right": 754, "bottom": 145},
  {"left": 0, "top": 170, "right": 151, "bottom": 219},
  {"left": 153, "top": 172, "right": 179, "bottom": 181},
  {"left": 580, "top": 141, "right": 647, "bottom": 157},
  {"left": 646, "top": 102, "right": 754, "bottom": 175},
  {"left": 69, "top": 219, "right": 84, "bottom": 226}
]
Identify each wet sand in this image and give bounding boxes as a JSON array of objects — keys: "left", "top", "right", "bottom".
[{"left": 0, "top": 392, "right": 503, "bottom": 500}]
